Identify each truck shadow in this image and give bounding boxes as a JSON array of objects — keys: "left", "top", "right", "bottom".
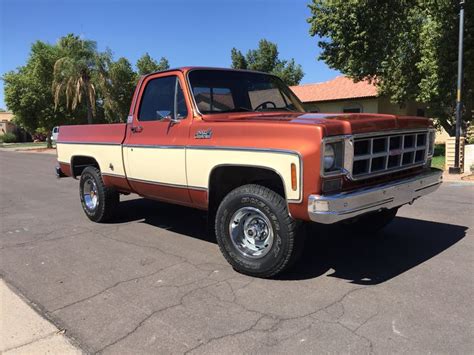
[{"left": 115, "top": 197, "right": 467, "bottom": 284}]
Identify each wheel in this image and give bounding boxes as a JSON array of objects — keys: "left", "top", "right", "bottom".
[
  {"left": 341, "top": 207, "right": 398, "bottom": 234},
  {"left": 215, "top": 184, "right": 303, "bottom": 278},
  {"left": 79, "top": 166, "right": 119, "bottom": 222}
]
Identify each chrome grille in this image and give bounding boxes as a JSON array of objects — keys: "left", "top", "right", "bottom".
[{"left": 352, "top": 130, "right": 430, "bottom": 179}]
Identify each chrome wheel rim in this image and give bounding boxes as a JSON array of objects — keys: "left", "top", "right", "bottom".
[
  {"left": 229, "top": 207, "right": 274, "bottom": 259},
  {"left": 83, "top": 178, "right": 99, "bottom": 210}
]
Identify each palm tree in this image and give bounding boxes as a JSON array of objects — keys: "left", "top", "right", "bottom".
[{"left": 52, "top": 34, "right": 98, "bottom": 124}]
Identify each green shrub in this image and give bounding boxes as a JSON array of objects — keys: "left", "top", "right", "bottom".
[
  {"left": 434, "top": 143, "right": 445, "bottom": 157},
  {"left": 0, "top": 132, "right": 17, "bottom": 143}
]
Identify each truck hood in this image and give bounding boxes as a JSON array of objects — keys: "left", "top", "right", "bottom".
[{"left": 201, "top": 112, "right": 431, "bottom": 136}]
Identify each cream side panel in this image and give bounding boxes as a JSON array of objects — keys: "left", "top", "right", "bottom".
[
  {"left": 186, "top": 149, "right": 301, "bottom": 201},
  {"left": 57, "top": 143, "right": 125, "bottom": 176},
  {"left": 124, "top": 147, "right": 187, "bottom": 185}
]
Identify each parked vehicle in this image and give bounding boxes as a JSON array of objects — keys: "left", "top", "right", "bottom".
[
  {"left": 51, "top": 126, "right": 59, "bottom": 142},
  {"left": 56, "top": 67, "right": 442, "bottom": 277}
]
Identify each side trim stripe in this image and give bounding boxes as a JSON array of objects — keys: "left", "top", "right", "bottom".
[
  {"left": 57, "top": 141, "right": 121, "bottom": 146},
  {"left": 127, "top": 177, "right": 207, "bottom": 191},
  {"left": 102, "top": 172, "right": 126, "bottom": 178},
  {"left": 124, "top": 144, "right": 185, "bottom": 150},
  {"left": 61, "top": 141, "right": 301, "bottom": 158}
]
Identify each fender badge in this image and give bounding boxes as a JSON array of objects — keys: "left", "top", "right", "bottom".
[{"left": 194, "top": 129, "right": 212, "bottom": 139}]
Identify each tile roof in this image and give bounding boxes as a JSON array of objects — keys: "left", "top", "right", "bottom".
[{"left": 290, "top": 76, "right": 378, "bottom": 103}]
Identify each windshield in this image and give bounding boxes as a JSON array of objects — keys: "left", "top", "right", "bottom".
[{"left": 188, "top": 70, "right": 306, "bottom": 114}]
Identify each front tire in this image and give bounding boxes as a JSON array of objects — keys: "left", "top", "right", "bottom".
[
  {"left": 215, "top": 184, "right": 303, "bottom": 278},
  {"left": 79, "top": 166, "right": 119, "bottom": 222}
]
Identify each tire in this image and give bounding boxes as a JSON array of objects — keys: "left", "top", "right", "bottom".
[
  {"left": 215, "top": 184, "right": 303, "bottom": 278},
  {"left": 341, "top": 207, "right": 398, "bottom": 235},
  {"left": 79, "top": 166, "right": 119, "bottom": 222}
]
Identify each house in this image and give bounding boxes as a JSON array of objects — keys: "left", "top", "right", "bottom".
[
  {"left": 290, "top": 76, "right": 427, "bottom": 117},
  {"left": 0, "top": 111, "right": 16, "bottom": 135}
]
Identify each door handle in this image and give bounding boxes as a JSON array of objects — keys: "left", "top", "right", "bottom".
[{"left": 131, "top": 126, "right": 143, "bottom": 133}]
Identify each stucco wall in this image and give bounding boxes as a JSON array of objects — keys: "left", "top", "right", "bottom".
[
  {"left": 0, "top": 121, "right": 15, "bottom": 134},
  {"left": 305, "top": 98, "right": 379, "bottom": 113},
  {"left": 305, "top": 97, "right": 427, "bottom": 117}
]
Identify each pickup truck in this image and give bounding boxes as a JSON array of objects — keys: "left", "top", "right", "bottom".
[{"left": 56, "top": 67, "right": 442, "bottom": 278}]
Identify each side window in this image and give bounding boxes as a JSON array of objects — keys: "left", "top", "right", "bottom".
[{"left": 138, "top": 76, "right": 188, "bottom": 121}]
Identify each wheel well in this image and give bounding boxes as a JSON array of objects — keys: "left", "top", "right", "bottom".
[
  {"left": 208, "top": 166, "right": 286, "bottom": 213},
  {"left": 71, "top": 156, "right": 100, "bottom": 178}
]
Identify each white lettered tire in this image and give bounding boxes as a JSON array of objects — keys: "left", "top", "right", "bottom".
[{"left": 215, "top": 184, "right": 303, "bottom": 278}]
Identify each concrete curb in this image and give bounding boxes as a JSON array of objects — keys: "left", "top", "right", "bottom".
[{"left": 0, "top": 279, "right": 82, "bottom": 354}]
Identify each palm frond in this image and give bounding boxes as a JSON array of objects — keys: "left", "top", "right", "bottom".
[
  {"left": 53, "top": 83, "right": 63, "bottom": 110},
  {"left": 72, "top": 78, "right": 82, "bottom": 110},
  {"left": 89, "top": 83, "right": 96, "bottom": 114}
]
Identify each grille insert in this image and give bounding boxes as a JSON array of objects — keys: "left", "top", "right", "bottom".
[{"left": 352, "top": 131, "right": 429, "bottom": 179}]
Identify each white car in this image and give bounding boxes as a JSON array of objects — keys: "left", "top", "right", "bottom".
[{"left": 51, "top": 126, "right": 59, "bottom": 142}]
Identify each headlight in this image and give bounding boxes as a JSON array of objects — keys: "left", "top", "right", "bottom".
[
  {"left": 324, "top": 144, "right": 336, "bottom": 170},
  {"left": 321, "top": 138, "right": 350, "bottom": 176}
]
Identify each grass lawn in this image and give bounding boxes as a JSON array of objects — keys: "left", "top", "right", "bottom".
[
  {"left": 431, "top": 155, "right": 445, "bottom": 170},
  {"left": 431, "top": 143, "right": 445, "bottom": 170},
  {"left": 0, "top": 142, "right": 54, "bottom": 149}
]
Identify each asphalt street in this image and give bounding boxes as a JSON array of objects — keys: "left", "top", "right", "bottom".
[{"left": 1, "top": 150, "right": 473, "bottom": 354}]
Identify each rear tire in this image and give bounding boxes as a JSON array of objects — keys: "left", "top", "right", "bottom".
[
  {"left": 79, "top": 166, "right": 119, "bottom": 222},
  {"left": 341, "top": 207, "right": 398, "bottom": 235},
  {"left": 215, "top": 184, "right": 303, "bottom": 278}
]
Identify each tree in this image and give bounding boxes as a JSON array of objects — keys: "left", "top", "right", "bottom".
[
  {"left": 308, "top": 0, "right": 473, "bottom": 135},
  {"left": 96, "top": 53, "right": 137, "bottom": 122},
  {"left": 136, "top": 53, "right": 170, "bottom": 75},
  {"left": 52, "top": 34, "right": 99, "bottom": 124},
  {"left": 4, "top": 33, "right": 172, "bottom": 139},
  {"left": 3, "top": 41, "right": 69, "bottom": 147},
  {"left": 230, "top": 39, "right": 304, "bottom": 86}
]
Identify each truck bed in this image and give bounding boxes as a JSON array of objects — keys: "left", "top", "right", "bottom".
[
  {"left": 56, "top": 123, "right": 128, "bottom": 180},
  {"left": 58, "top": 123, "right": 127, "bottom": 144}
]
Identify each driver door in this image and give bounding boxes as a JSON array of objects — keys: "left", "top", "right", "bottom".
[{"left": 123, "top": 72, "right": 192, "bottom": 204}]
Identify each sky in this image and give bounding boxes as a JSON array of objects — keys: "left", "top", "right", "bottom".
[{"left": 0, "top": 0, "right": 340, "bottom": 110}]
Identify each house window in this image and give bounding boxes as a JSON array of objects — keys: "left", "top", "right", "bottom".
[
  {"left": 343, "top": 103, "right": 363, "bottom": 113},
  {"left": 343, "top": 108, "right": 361, "bottom": 113}
]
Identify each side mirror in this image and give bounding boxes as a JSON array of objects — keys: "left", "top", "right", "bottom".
[
  {"left": 156, "top": 110, "right": 172, "bottom": 120},
  {"left": 156, "top": 110, "right": 180, "bottom": 124}
]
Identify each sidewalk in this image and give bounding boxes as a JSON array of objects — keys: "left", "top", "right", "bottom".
[
  {"left": 0, "top": 279, "right": 81, "bottom": 354},
  {"left": 442, "top": 170, "right": 474, "bottom": 183},
  {"left": 0, "top": 147, "right": 57, "bottom": 155}
]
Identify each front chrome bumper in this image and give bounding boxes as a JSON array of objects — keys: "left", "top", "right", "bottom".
[{"left": 308, "top": 168, "right": 443, "bottom": 224}]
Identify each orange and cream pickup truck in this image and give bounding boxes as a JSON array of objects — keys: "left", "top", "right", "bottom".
[{"left": 56, "top": 67, "right": 442, "bottom": 277}]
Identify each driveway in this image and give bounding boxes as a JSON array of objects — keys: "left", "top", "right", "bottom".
[{"left": 1, "top": 150, "right": 473, "bottom": 354}]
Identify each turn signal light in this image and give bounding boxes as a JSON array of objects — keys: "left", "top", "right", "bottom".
[{"left": 291, "top": 163, "right": 297, "bottom": 191}]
